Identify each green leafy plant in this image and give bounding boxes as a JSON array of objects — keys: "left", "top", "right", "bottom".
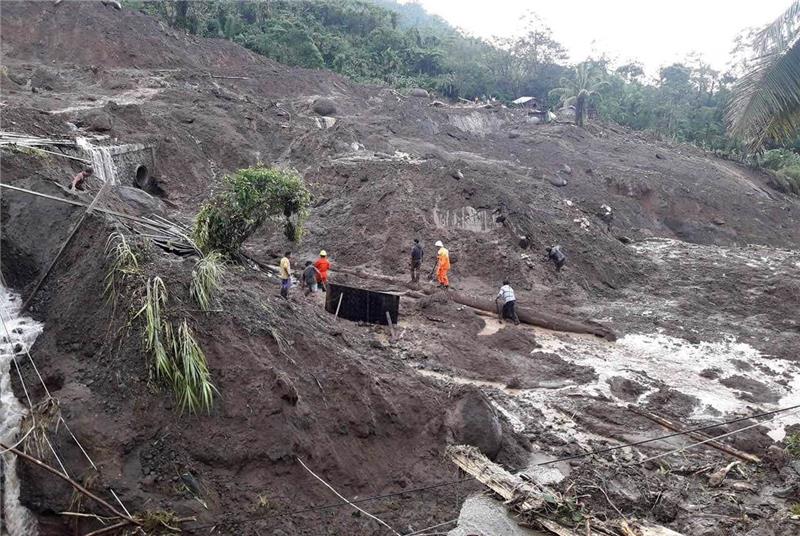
[
  {"left": 171, "top": 320, "right": 217, "bottom": 414},
  {"left": 727, "top": 1, "right": 800, "bottom": 150},
  {"left": 104, "top": 231, "right": 140, "bottom": 301},
  {"left": 135, "top": 277, "right": 217, "bottom": 413},
  {"left": 786, "top": 432, "right": 800, "bottom": 458},
  {"left": 194, "top": 166, "right": 311, "bottom": 255},
  {"left": 190, "top": 251, "right": 225, "bottom": 311},
  {"left": 137, "top": 277, "right": 171, "bottom": 381}
]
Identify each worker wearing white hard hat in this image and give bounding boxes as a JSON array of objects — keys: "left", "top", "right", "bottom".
[{"left": 432, "top": 240, "right": 450, "bottom": 288}]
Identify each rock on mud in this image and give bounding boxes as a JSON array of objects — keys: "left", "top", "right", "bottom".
[
  {"left": 77, "top": 109, "right": 113, "bottom": 132},
  {"left": 547, "top": 176, "right": 568, "bottom": 187},
  {"left": 312, "top": 97, "right": 336, "bottom": 116},
  {"left": 445, "top": 386, "right": 503, "bottom": 459},
  {"left": 409, "top": 88, "right": 429, "bottom": 98}
]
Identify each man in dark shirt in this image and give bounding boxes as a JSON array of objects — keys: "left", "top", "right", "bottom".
[
  {"left": 410, "top": 238, "right": 424, "bottom": 282},
  {"left": 546, "top": 245, "right": 566, "bottom": 272}
]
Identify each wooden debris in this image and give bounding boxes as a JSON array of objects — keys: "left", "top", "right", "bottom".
[
  {"left": 21, "top": 179, "right": 112, "bottom": 313},
  {"left": 446, "top": 444, "right": 686, "bottom": 536},
  {"left": 627, "top": 406, "right": 761, "bottom": 463},
  {"left": 707, "top": 461, "right": 740, "bottom": 487}
]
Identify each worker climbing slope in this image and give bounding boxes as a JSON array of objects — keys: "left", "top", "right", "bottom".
[
  {"left": 433, "top": 240, "right": 450, "bottom": 289},
  {"left": 314, "top": 250, "right": 330, "bottom": 292},
  {"left": 279, "top": 251, "right": 292, "bottom": 298}
]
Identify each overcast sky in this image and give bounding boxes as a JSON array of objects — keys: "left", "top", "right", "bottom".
[{"left": 407, "top": 0, "right": 789, "bottom": 74}]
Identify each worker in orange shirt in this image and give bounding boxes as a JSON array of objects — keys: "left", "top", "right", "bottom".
[
  {"left": 433, "top": 240, "right": 450, "bottom": 289},
  {"left": 314, "top": 250, "right": 331, "bottom": 292}
]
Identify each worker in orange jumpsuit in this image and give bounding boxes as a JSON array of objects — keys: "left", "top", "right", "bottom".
[
  {"left": 433, "top": 240, "right": 450, "bottom": 289},
  {"left": 314, "top": 250, "right": 331, "bottom": 292}
]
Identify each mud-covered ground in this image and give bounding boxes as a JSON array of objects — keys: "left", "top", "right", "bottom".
[{"left": 1, "top": 2, "right": 800, "bottom": 536}]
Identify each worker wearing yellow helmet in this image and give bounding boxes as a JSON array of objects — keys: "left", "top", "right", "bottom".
[
  {"left": 432, "top": 240, "right": 450, "bottom": 289},
  {"left": 314, "top": 250, "right": 331, "bottom": 292}
]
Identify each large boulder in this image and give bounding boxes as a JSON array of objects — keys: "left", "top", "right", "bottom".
[
  {"left": 445, "top": 386, "right": 503, "bottom": 459},
  {"left": 312, "top": 97, "right": 337, "bottom": 116},
  {"left": 409, "top": 88, "right": 429, "bottom": 98},
  {"left": 77, "top": 109, "right": 113, "bottom": 132}
]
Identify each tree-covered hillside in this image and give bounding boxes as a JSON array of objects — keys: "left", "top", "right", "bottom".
[{"left": 125, "top": 0, "right": 798, "bottom": 164}]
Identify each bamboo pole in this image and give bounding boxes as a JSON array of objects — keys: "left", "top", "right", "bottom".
[
  {"left": 0, "top": 442, "right": 137, "bottom": 525},
  {"left": 626, "top": 406, "right": 761, "bottom": 463},
  {"left": 21, "top": 179, "right": 112, "bottom": 313}
]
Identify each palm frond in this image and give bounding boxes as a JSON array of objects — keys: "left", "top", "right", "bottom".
[
  {"left": 754, "top": 0, "right": 800, "bottom": 52},
  {"left": 190, "top": 251, "right": 225, "bottom": 311},
  {"left": 104, "top": 231, "right": 140, "bottom": 301},
  {"left": 172, "top": 320, "right": 217, "bottom": 414},
  {"left": 727, "top": 40, "right": 800, "bottom": 149}
]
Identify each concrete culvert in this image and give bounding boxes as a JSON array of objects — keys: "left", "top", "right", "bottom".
[
  {"left": 134, "top": 165, "right": 150, "bottom": 189},
  {"left": 312, "top": 97, "right": 336, "bottom": 116}
]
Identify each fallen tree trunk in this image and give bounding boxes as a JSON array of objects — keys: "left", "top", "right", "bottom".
[
  {"left": 238, "top": 261, "right": 618, "bottom": 340},
  {"left": 446, "top": 444, "right": 684, "bottom": 536},
  {"left": 449, "top": 291, "right": 616, "bottom": 341}
]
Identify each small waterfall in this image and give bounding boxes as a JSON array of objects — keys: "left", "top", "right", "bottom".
[
  {"left": 76, "top": 137, "right": 118, "bottom": 184},
  {"left": 0, "top": 288, "right": 43, "bottom": 536}
]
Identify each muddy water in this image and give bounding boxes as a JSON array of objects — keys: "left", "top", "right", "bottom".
[
  {"left": 76, "top": 137, "right": 118, "bottom": 184},
  {"left": 0, "top": 288, "right": 42, "bottom": 536}
]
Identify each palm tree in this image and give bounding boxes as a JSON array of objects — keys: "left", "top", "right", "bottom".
[
  {"left": 727, "top": 1, "right": 800, "bottom": 151},
  {"left": 549, "top": 63, "right": 607, "bottom": 127}
]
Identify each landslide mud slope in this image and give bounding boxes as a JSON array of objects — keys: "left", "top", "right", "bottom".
[{"left": 2, "top": 2, "right": 800, "bottom": 536}]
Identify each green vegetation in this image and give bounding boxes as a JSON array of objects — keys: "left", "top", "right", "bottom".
[
  {"left": 786, "top": 432, "right": 800, "bottom": 458},
  {"left": 139, "top": 276, "right": 171, "bottom": 381},
  {"left": 550, "top": 63, "right": 607, "bottom": 128},
  {"left": 127, "top": 1, "right": 798, "bottom": 164},
  {"left": 136, "top": 277, "right": 218, "bottom": 414},
  {"left": 170, "top": 321, "right": 217, "bottom": 414},
  {"left": 727, "top": 1, "right": 800, "bottom": 151},
  {"left": 190, "top": 251, "right": 225, "bottom": 311},
  {"left": 104, "top": 231, "right": 141, "bottom": 301},
  {"left": 194, "top": 166, "right": 311, "bottom": 255}
]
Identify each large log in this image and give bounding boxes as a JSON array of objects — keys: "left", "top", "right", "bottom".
[
  {"left": 333, "top": 267, "right": 617, "bottom": 340},
  {"left": 449, "top": 291, "right": 616, "bottom": 341}
]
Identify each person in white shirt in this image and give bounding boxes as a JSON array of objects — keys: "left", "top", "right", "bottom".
[{"left": 495, "top": 279, "right": 520, "bottom": 325}]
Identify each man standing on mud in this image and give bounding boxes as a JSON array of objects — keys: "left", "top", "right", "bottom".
[
  {"left": 279, "top": 251, "right": 292, "bottom": 298},
  {"left": 546, "top": 245, "right": 566, "bottom": 272},
  {"left": 496, "top": 279, "right": 520, "bottom": 325},
  {"left": 410, "top": 239, "right": 423, "bottom": 283},
  {"left": 433, "top": 240, "right": 450, "bottom": 289}
]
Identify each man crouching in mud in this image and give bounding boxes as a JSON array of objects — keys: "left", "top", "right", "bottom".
[{"left": 71, "top": 167, "right": 93, "bottom": 191}]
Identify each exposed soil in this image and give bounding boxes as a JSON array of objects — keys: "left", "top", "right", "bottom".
[{"left": 1, "top": 3, "right": 800, "bottom": 536}]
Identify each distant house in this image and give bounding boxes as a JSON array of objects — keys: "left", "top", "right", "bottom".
[{"left": 512, "top": 96, "right": 538, "bottom": 109}]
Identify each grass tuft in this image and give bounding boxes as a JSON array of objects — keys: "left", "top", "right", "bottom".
[
  {"left": 190, "top": 251, "right": 225, "bottom": 311},
  {"left": 136, "top": 277, "right": 171, "bottom": 381},
  {"left": 171, "top": 320, "right": 217, "bottom": 414},
  {"left": 104, "top": 231, "right": 140, "bottom": 302}
]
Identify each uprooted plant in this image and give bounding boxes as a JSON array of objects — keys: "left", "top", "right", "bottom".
[
  {"left": 136, "top": 276, "right": 218, "bottom": 414},
  {"left": 193, "top": 165, "right": 311, "bottom": 255},
  {"left": 190, "top": 251, "right": 225, "bottom": 311},
  {"left": 104, "top": 231, "right": 141, "bottom": 303}
]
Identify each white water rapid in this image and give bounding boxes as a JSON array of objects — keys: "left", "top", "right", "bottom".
[
  {"left": 76, "top": 137, "right": 118, "bottom": 184},
  {"left": 0, "top": 288, "right": 42, "bottom": 536}
]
